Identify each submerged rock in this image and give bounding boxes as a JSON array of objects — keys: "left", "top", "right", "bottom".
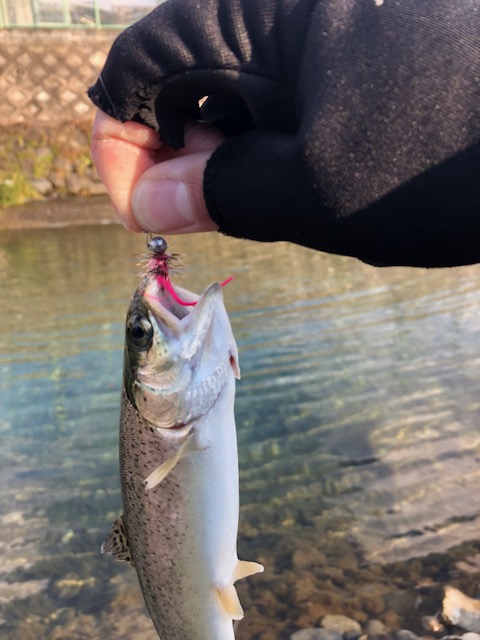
[
  {"left": 0, "top": 578, "right": 48, "bottom": 604},
  {"left": 396, "top": 629, "right": 420, "bottom": 640},
  {"left": 322, "top": 614, "right": 363, "bottom": 636},
  {"left": 291, "top": 629, "right": 342, "bottom": 640},
  {"left": 366, "top": 619, "right": 388, "bottom": 639},
  {"left": 461, "top": 633, "right": 480, "bottom": 640},
  {"left": 442, "top": 587, "right": 480, "bottom": 632},
  {"left": 421, "top": 615, "right": 446, "bottom": 634}
]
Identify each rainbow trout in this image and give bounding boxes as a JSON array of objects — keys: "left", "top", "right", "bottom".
[{"left": 102, "top": 238, "right": 263, "bottom": 639}]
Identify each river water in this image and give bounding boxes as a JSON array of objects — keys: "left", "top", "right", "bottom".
[{"left": 1, "top": 221, "right": 480, "bottom": 639}]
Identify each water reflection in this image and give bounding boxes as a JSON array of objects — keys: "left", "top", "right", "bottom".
[{"left": 1, "top": 223, "right": 480, "bottom": 639}]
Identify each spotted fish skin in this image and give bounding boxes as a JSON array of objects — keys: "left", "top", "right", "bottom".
[{"left": 103, "top": 279, "right": 263, "bottom": 640}]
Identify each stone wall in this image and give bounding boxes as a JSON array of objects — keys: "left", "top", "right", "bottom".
[
  {"left": 0, "top": 29, "right": 117, "bottom": 126},
  {"left": 0, "top": 29, "right": 119, "bottom": 205}
]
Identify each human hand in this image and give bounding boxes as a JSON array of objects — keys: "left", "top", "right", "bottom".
[
  {"left": 89, "top": 0, "right": 480, "bottom": 267},
  {"left": 91, "top": 110, "right": 226, "bottom": 233}
]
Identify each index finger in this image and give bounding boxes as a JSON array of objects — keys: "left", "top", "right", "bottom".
[{"left": 91, "top": 110, "right": 163, "bottom": 231}]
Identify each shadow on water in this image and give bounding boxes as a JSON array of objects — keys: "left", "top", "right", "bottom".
[{"left": 1, "top": 221, "right": 480, "bottom": 639}]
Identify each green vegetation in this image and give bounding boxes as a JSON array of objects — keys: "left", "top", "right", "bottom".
[
  {"left": 0, "top": 121, "right": 93, "bottom": 207},
  {"left": 0, "top": 173, "right": 41, "bottom": 207}
]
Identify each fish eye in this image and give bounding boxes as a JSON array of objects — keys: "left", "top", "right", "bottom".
[{"left": 127, "top": 314, "right": 153, "bottom": 350}]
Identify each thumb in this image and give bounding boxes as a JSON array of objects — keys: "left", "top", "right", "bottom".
[{"left": 132, "top": 151, "right": 219, "bottom": 234}]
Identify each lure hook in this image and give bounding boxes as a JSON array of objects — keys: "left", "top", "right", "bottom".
[{"left": 144, "top": 235, "right": 233, "bottom": 307}]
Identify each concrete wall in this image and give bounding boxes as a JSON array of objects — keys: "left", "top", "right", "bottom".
[
  {"left": 0, "top": 29, "right": 117, "bottom": 126},
  {"left": 0, "top": 29, "right": 122, "bottom": 205}
]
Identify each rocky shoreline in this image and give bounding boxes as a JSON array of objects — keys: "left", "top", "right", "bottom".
[
  {"left": 0, "top": 121, "right": 106, "bottom": 209},
  {"left": 0, "top": 195, "right": 117, "bottom": 230}
]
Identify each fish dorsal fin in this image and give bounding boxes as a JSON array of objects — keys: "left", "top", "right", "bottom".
[
  {"left": 101, "top": 515, "right": 133, "bottom": 566},
  {"left": 215, "top": 584, "right": 244, "bottom": 620},
  {"left": 144, "top": 431, "right": 194, "bottom": 490},
  {"left": 233, "top": 560, "right": 264, "bottom": 582}
]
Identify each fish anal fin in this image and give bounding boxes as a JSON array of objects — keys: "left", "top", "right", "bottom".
[
  {"left": 101, "top": 515, "right": 133, "bottom": 566},
  {"left": 145, "top": 432, "right": 194, "bottom": 490},
  {"left": 233, "top": 560, "right": 264, "bottom": 582},
  {"left": 215, "top": 584, "right": 244, "bottom": 621}
]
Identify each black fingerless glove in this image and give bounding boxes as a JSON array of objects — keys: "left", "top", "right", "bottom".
[{"left": 89, "top": 0, "right": 480, "bottom": 267}]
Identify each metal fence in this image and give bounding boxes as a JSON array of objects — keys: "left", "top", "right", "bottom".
[{"left": 0, "top": 0, "right": 165, "bottom": 29}]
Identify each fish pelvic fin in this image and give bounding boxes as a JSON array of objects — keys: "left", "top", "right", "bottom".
[
  {"left": 144, "top": 431, "right": 194, "bottom": 490},
  {"left": 215, "top": 584, "right": 244, "bottom": 621},
  {"left": 101, "top": 515, "right": 133, "bottom": 566}
]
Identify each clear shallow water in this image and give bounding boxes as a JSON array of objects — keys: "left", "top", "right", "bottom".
[{"left": 1, "top": 222, "right": 480, "bottom": 639}]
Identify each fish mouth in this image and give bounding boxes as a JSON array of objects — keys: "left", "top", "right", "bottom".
[
  {"left": 132, "top": 275, "right": 232, "bottom": 431},
  {"left": 141, "top": 274, "right": 240, "bottom": 380},
  {"left": 141, "top": 275, "right": 226, "bottom": 360},
  {"left": 142, "top": 275, "right": 199, "bottom": 331}
]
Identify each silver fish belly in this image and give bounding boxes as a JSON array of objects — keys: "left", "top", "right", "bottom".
[{"left": 103, "top": 274, "right": 263, "bottom": 640}]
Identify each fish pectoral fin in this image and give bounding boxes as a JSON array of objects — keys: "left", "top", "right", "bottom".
[
  {"left": 144, "top": 432, "right": 194, "bottom": 490},
  {"left": 215, "top": 584, "right": 244, "bottom": 621},
  {"left": 233, "top": 560, "right": 264, "bottom": 582},
  {"left": 101, "top": 515, "right": 133, "bottom": 566}
]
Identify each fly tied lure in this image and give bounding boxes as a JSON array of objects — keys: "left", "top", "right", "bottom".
[{"left": 143, "top": 235, "right": 233, "bottom": 308}]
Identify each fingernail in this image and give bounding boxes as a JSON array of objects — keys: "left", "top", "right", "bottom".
[{"left": 132, "top": 179, "right": 195, "bottom": 231}]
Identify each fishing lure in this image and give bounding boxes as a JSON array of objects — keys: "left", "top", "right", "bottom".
[{"left": 144, "top": 235, "right": 233, "bottom": 307}]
